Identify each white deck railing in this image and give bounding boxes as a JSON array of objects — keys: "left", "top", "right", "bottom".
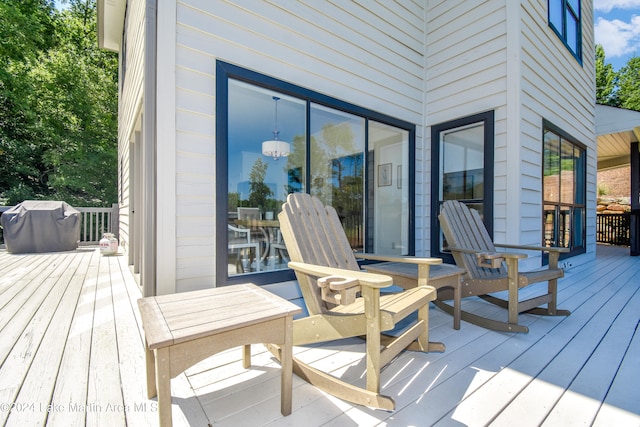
[{"left": 0, "top": 203, "right": 119, "bottom": 246}]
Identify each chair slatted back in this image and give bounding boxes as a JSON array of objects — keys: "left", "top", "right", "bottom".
[
  {"left": 279, "top": 193, "right": 360, "bottom": 315},
  {"left": 439, "top": 200, "right": 507, "bottom": 279}
]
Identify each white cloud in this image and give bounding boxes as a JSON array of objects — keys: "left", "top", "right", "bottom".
[
  {"left": 594, "top": 0, "right": 640, "bottom": 12},
  {"left": 594, "top": 15, "right": 640, "bottom": 57}
]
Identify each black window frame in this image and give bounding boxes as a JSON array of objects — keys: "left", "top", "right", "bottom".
[
  {"left": 430, "top": 111, "right": 495, "bottom": 264},
  {"left": 216, "top": 61, "right": 416, "bottom": 285},
  {"left": 542, "top": 119, "right": 587, "bottom": 259},
  {"left": 548, "top": 0, "right": 582, "bottom": 64}
]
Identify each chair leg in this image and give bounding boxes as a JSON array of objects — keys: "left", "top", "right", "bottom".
[
  {"left": 363, "top": 287, "right": 382, "bottom": 395},
  {"left": 548, "top": 278, "right": 558, "bottom": 315},
  {"left": 417, "top": 302, "right": 445, "bottom": 352},
  {"left": 264, "top": 343, "right": 396, "bottom": 410},
  {"left": 506, "top": 258, "right": 520, "bottom": 326},
  {"left": 434, "top": 299, "right": 530, "bottom": 333}
]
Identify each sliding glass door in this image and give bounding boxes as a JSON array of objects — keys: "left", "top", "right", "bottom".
[{"left": 218, "top": 62, "right": 415, "bottom": 284}]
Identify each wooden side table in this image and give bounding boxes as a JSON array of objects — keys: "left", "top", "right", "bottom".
[
  {"left": 365, "top": 262, "right": 464, "bottom": 329},
  {"left": 138, "top": 283, "right": 302, "bottom": 426}
]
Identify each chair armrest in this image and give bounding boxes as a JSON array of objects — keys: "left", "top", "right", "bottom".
[
  {"left": 494, "top": 244, "right": 568, "bottom": 269},
  {"left": 446, "top": 246, "right": 526, "bottom": 258},
  {"left": 317, "top": 276, "right": 360, "bottom": 305},
  {"left": 354, "top": 253, "right": 442, "bottom": 265},
  {"left": 446, "top": 246, "right": 526, "bottom": 269},
  {"left": 228, "top": 224, "right": 250, "bottom": 234},
  {"left": 476, "top": 251, "right": 526, "bottom": 268},
  {"left": 475, "top": 251, "right": 504, "bottom": 269},
  {"left": 287, "top": 261, "right": 393, "bottom": 289},
  {"left": 494, "top": 243, "right": 570, "bottom": 253}
]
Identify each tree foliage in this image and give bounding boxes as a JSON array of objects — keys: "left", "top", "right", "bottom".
[
  {"left": 617, "top": 56, "right": 640, "bottom": 111},
  {"left": 248, "top": 158, "right": 274, "bottom": 211},
  {"left": 595, "top": 44, "right": 640, "bottom": 112},
  {"left": 595, "top": 45, "right": 618, "bottom": 106},
  {"left": 0, "top": 0, "right": 117, "bottom": 206}
]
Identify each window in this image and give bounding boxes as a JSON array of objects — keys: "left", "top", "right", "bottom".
[
  {"left": 217, "top": 61, "right": 415, "bottom": 285},
  {"left": 431, "top": 111, "right": 495, "bottom": 262},
  {"left": 543, "top": 121, "right": 586, "bottom": 256},
  {"left": 548, "top": 0, "right": 581, "bottom": 62}
]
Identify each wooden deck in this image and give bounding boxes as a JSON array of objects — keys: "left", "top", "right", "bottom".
[{"left": 0, "top": 245, "right": 638, "bottom": 426}]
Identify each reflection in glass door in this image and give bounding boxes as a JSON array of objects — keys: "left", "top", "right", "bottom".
[
  {"left": 369, "top": 121, "right": 409, "bottom": 255},
  {"left": 440, "top": 122, "right": 485, "bottom": 211},
  {"left": 431, "top": 111, "right": 494, "bottom": 260},
  {"left": 227, "top": 80, "right": 306, "bottom": 275},
  {"left": 219, "top": 64, "right": 416, "bottom": 284},
  {"left": 309, "top": 104, "right": 365, "bottom": 250}
]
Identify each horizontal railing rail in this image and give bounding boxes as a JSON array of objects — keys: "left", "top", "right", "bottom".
[
  {"left": 0, "top": 203, "right": 119, "bottom": 247},
  {"left": 596, "top": 212, "right": 630, "bottom": 246}
]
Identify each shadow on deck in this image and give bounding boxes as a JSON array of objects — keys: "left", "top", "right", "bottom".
[{"left": 0, "top": 245, "right": 638, "bottom": 426}]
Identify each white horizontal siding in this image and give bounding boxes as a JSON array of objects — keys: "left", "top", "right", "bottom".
[
  {"left": 424, "top": 0, "right": 595, "bottom": 269},
  {"left": 424, "top": 0, "right": 508, "bottom": 254},
  {"left": 139, "top": 0, "right": 597, "bottom": 290},
  {"left": 179, "top": 0, "right": 425, "bottom": 118},
  {"left": 118, "top": 0, "right": 145, "bottom": 263},
  {"left": 518, "top": 0, "right": 596, "bottom": 265},
  {"left": 173, "top": 0, "right": 427, "bottom": 289}
]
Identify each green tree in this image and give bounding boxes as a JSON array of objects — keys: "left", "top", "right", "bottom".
[
  {"left": 0, "top": 0, "right": 118, "bottom": 206},
  {"left": 617, "top": 56, "right": 640, "bottom": 111},
  {"left": 248, "top": 158, "right": 273, "bottom": 211},
  {"left": 595, "top": 44, "right": 619, "bottom": 107},
  {"left": 31, "top": 0, "right": 118, "bottom": 206},
  {"left": 0, "top": 0, "right": 58, "bottom": 204}
]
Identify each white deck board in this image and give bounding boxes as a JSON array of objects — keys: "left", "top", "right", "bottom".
[
  {"left": 0, "top": 245, "right": 638, "bottom": 426},
  {"left": 47, "top": 249, "right": 100, "bottom": 427},
  {"left": 592, "top": 315, "right": 640, "bottom": 427},
  {"left": 8, "top": 252, "right": 88, "bottom": 427},
  {"left": 542, "top": 270, "right": 640, "bottom": 426},
  {"left": 459, "top": 260, "right": 638, "bottom": 426}
]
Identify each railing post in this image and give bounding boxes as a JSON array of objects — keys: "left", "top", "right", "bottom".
[
  {"left": 632, "top": 210, "right": 640, "bottom": 256},
  {"left": 631, "top": 141, "right": 639, "bottom": 255}
]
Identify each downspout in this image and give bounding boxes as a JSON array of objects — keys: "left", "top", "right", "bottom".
[{"left": 143, "top": 0, "right": 157, "bottom": 296}]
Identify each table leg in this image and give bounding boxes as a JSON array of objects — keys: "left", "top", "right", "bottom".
[
  {"left": 243, "top": 344, "right": 251, "bottom": 369},
  {"left": 155, "top": 347, "right": 172, "bottom": 427},
  {"left": 145, "top": 339, "right": 157, "bottom": 399},
  {"left": 281, "top": 316, "right": 294, "bottom": 416}
]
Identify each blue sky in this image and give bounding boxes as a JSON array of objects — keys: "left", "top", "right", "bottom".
[{"left": 594, "top": 0, "right": 640, "bottom": 70}]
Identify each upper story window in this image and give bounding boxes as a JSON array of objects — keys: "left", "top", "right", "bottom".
[{"left": 549, "top": 0, "right": 581, "bottom": 63}]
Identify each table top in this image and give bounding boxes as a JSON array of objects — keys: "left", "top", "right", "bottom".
[
  {"left": 138, "top": 283, "right": 302, "bottom": 349},
  {"left": 365, "top": 262, "right": 464, "bottom": 280}
]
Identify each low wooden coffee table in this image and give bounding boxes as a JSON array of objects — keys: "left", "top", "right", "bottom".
[
  {"left": 365, "top": 262, "right": 464, "bottom": 329},
  {"left": 138, "top": 283, "right": 302, "bottom": 426}
]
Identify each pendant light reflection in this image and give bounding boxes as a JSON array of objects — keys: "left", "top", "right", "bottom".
[{"left": 262, "top": 96, "right": 290, "bottom": 160}]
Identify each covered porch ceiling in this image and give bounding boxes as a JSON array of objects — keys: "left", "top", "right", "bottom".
[{"left": 596, "top": 104, "right": 640, "bottom": 171}]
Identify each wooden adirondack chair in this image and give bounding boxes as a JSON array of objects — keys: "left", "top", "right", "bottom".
[
  {"left": 438, "top": 200, "right": 570, "bottom": 333},
  {"left": 274, "top": 193, "right": 444, "bottom": 410}
]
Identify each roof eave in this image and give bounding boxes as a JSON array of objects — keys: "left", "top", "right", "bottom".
[{"left": 97, "top": 0, "right": 126, "bottom": 52}]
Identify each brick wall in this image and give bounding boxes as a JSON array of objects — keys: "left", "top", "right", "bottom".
[{"left": 597, "top": 166, "right": 630, "bottom": 198}]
